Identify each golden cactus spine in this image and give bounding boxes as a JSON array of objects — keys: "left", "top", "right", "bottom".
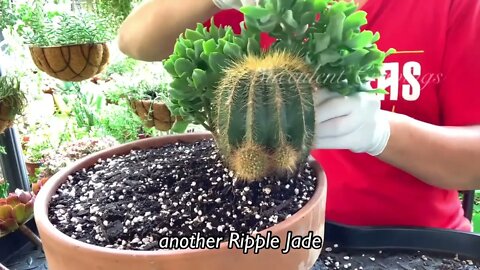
[{"left": 215, "top": 51, "right": 316, "bottom": 181}]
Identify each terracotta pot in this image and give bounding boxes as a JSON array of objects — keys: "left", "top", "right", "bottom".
[
  {"left": 29, "top": 43, "right": 110, "bottom": 82},
  {"left": 0, "top": 102, "right": 14, "bottom": 134},
  {"left": 129, "top": 99, "right": 176, "bottom": 131},
  {"left": 34, "top": 133, "right": 327, "bottom": 270}
]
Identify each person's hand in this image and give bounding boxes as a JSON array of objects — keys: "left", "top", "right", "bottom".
[
  {"left": 312, "top": 88, "right": 391, "bottom": 156},
  {"left": 212, "top": 0, "right": 257, "bottom": 10}
]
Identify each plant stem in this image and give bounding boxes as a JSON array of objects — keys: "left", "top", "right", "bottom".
[{"left": 18, "top": 224, "right": 43, "bottom": 250}]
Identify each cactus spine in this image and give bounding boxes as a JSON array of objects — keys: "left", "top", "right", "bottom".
[{"left": 215, "top": 51, "right": 316, "bottom": 181}]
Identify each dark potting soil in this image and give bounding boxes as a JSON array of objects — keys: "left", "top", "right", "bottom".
[
  {"left": 48, "top": 139, "right": 317, "bottom": 251},
  {"left": 314, "top": 244, "right": 480, "bottom": 270}
]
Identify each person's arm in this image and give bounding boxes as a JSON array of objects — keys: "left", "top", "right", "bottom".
[
  {"left": 378, "top": 115, "right": 480, "bottom": 190},
  {"left": 313, "top": 0, "right": 480, "bottom": 190},
  {"left": 118, "top": 0, "right": 220, "bottom": 61}
]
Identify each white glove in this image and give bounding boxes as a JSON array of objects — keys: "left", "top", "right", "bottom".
[
  {"left": 312, "top": 88, "right": 391, "bottom": 156},
  {"left": 212, "top": 0, "right": 257, "bottom": 10}
]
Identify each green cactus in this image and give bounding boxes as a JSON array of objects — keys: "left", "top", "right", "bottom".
[{"left": 215, "top": 51, "right": 316, "bottom": 181}]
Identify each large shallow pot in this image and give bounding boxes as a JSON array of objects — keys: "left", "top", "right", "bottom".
[
  {"left": 29, "top": 43, "right": 110, "bottom": 82},
  {"left": 34, "top": 133, "right": 327, "bottom": 270}
]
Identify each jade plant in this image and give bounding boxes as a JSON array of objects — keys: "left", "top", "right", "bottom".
[{"left": 164, "top": 0, "right": 393, "bottom": 181}]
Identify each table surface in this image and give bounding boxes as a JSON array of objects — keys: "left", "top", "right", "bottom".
[{"left": 3, "top": 243, "right": 328, "bottom": 270}]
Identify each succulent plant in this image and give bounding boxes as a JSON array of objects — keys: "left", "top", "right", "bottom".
[
  {"left": 165, "top": 0, "right": 393, "bottom": 181},
  {"left": 0, "top": 189, "right": 35, "bottom": 237},
  {"left": 163, "top": 20, "right": 261, "bottom": 131},
  {"left": 241, "top": 0, "right": 395, "bottom": 95},
  {"left": 215, "top": 51, "right": 316, "bottom": 180}
]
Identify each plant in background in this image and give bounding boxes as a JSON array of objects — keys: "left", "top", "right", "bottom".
[
  {"left": 0, "top": 75, "right": 27, "bottom": 134},
  {"left": 24, "top": 11, "right": 113, "bottom": 47},
  {"left": 0, "top": 146, "right": 5, "bottom": 155},
  {"left": 93, "top": 0, "right": 137, "bottom": 31},
  {"left": 165, "top": 0, "right": 392, "bottom": 181},
  {"left": 99, "top": 103, "right": 145, "bottom": 143},
  {"left": 24, "top": 9, "right": 112, "bottom": 82},
  {"left": 0, "top": 178, "right": 8, "bottom": 199},
  {"left": 41, "top": 136, "right": 118, "bottom": 176},
  {"left": 124, "top": 80, "right": 188, "bottom": 132},
  {"left": 104, "top": 57, "right": 138, "bottom": 78},
  {"left": 0, "top": 188, "right": 41, "bottom": 248},
  {"left": 0, "top": 189, "right": 35, "bottom": 237},
  {"left": 0, "top": 0, "right": 18, "bottom": 32}
]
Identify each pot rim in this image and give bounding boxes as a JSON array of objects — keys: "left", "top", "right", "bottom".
[{"left": 34, "top": 132, "right": 326, "bottom": 257}]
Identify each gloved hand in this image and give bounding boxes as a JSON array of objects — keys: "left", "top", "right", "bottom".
[
  {"left": 312, "top": 88, "right": 391, "bottom": 156},
  {"left": 212, "top": 0, "right": 257, "bottom": 10}
]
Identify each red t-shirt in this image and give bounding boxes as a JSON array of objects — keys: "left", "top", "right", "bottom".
[{"left": 206, "top": 0, "right": 480, "bottom": 231}]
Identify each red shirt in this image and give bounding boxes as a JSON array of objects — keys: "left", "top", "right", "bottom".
[{"left": 206, "top": 0, "right": 480, "bottom": 231}]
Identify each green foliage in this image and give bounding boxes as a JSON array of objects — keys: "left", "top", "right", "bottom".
[
  {"left": 0, "top": 0, "right": 18, "bottom": 31},
  {"left": 0, "top": 75, "right": 27, "bottom": 117},
  {"left": 104, "top": 57, "right": 138, "bottom": 77},
  {"left": 99, "top": 102, "right": 144, "bottom": 143},
  {"left": 473, "top": 191, "right": 480, "bottom": 233},
  {"left": 163, "top": 21, "right": 261, "bottom": 130},
  {"left": 0, "top": 146, "right": 5, "bottom": 155},
  {"left": 94, "top": 0, "right": 136, "bottom": 31},
  {"left": 240, "top": 0, "right": 394, "bottom": 95},
  {"left": 0, "top": 179, "right": 8, "bottom": 199},
  {"left": 122, "top": 80, "right": 170, "bottom": 101},
  {"left": 24, "top": 11, "right": 114, "bottom": 46}
]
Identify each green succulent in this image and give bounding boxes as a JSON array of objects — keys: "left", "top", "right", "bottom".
[
  {"left": 163, "top": 20, "right": 261, "bottom": 131},
  {"left": 164, "top": 0, "right": 393, "bottom": 180},
  {"left": 0, "top": 189, "right": 35, "bottom": 237},
  {"left": 241, "top": 0, "right": 395, "bottom": 95}
]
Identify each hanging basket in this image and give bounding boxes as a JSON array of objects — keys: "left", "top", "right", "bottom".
[
  {"left": 29, "top": 43, "right": 110, "bottom": 82},
  {"left": 129, "top": 100, "right": 176, "bottom": 132},
  {"left": 0, "top": 102, "right": 14, "bottom": 134}
]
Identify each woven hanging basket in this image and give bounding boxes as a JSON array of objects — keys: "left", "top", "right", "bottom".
[
  {"left": 29, "top": 43, "right": 110, "bottom": 82},
  {"left": 0, "top": 102, "right": 14, "bottom": 134},
  {"left": 129, "top": 100, "right": 176, "bottom": 132}
]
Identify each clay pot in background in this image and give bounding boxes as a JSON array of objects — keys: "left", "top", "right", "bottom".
[
  {"left": 34, "top": 133, "right": 327, "bottom": 270},
  {"left": 29, "top": 43, "right": 110, "bottom": 82}
]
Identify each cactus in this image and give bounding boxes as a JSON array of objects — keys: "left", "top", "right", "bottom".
[
  {"left": 0, "top": 189, "right": 35, "bottom": 237},
  {"left": 165, "top": 0, "right": 394, "bottom": 181},
  {"left": 215, "top": 51, "right": 316, "bottom": 181}
]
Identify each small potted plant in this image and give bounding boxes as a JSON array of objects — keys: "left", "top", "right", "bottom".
[
  {"left": 0, "top": 75, "right": 27, "bottom": 134},
  {"left": 26, "top": 11, "right": 113, "bottom": 82},
  {"left": 125, "top": 80, "right": 185, "bottom": 132},
  {"left": 33, "top": 1, "right": 392, "bottom": 270},
  {"left": 0, "top": 179, "right": 42, "bottom": 248}
]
